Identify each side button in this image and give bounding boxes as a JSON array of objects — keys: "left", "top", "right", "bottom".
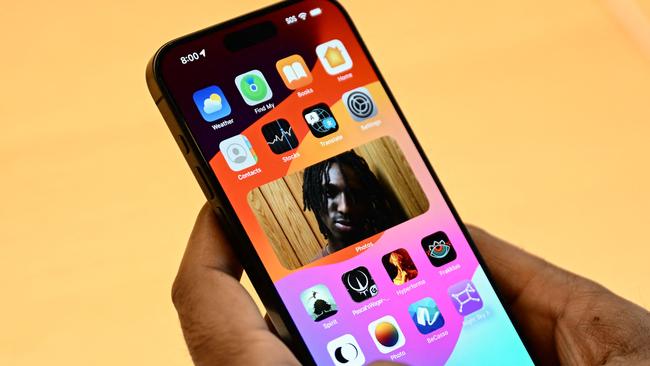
[
  {"left": 178, "top": 134, "right": 190, "bottom": 155},
  {"left": 194, "top": 166, "right": 215, "bottom": 200}
]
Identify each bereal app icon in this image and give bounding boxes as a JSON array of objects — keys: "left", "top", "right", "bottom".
[
  {"left": 300, "top": 284, "right": 338, "bottom": 322},
  {"left": 421, "top": 231, "right": 457, "bottom": 267},
  {"left": 368, "top": 315, "right": 406, "bottom": 354},
  {"left": 218, "top": 135, "right": 257, "bottom": 172},
  {"left": 235, "top": 70, "right": 273, "bottom": 106},
  {"left": 261, "top": 119, "right": 299, "bottom": 154},
  {"left": 327, "top": 334, "right": 365, "bottom": 366},
  {"left": 303, "top": 103, "right": 338, "bottom": 138},
  {"left": 448, "top": 280, "right": 484, "bottom": 316},
  {"left": 192, "top": 85, "right": 231, "bottom": 122},
  {"left": 408, "top": 297, "right": 445, "bottom": 334},
  {"left": 342, "top": 266, "right": 378, "bottom": 302}
]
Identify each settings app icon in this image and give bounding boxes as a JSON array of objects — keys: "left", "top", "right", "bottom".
[
  {"left": 343, "top": 87, "right": 377, "bottom": 121},
  {"left": 342, "top": 266, "right": 378, "bottom": 302}
]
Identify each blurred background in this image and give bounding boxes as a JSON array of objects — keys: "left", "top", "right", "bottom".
[{"left": 2, "top": 0, "right": 649, "bottom": 365}]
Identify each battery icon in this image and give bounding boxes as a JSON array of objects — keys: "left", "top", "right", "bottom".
[{"left": 309, "top": 8, "right": 322, "bottom": 17}]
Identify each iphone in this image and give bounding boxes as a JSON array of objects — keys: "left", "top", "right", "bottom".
[{"left": 146, "top": 1, "right": 535, "bottom": 364}]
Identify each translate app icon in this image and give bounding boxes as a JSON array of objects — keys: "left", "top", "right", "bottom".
[
  {"left": 192, "top": 85, "right": 231, "bottom": 122},
  {"left": 448, "top": 280, "right": 484, "bottom": 316},
  {"left": 408, "top": 297, "right": 445, "bottom": 334}
]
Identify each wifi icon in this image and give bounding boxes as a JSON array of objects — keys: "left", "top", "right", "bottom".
[
  {"left": 298, "top": 12, "right": 308, "bottom": 21},
  {"left": 262, "top": 119, "right": 299, "bottom": 154}
]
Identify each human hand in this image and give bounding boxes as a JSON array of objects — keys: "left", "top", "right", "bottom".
[
  {"left": 469, "top": 226, "right": 650, "bottom": 365},
  {"left": 171, "top": 203, "right": 650, "bottom": 365}
]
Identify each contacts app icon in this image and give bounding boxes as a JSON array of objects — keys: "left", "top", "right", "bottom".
[{"left": 219, "top": 135, "right": 257, "bottom": 172}]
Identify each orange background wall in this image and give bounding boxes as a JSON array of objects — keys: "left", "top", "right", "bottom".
[{"left": 1, "top": 1, "right": 649, "bottom": 365}]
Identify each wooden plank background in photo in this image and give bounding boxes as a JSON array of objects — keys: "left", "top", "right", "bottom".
[{"left": 247, "top": 136, "right": 429, "bottom": 269}]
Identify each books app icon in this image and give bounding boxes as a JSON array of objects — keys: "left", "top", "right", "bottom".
[{"left": 276, "top": 54, "right": 313, "bottom": 90}]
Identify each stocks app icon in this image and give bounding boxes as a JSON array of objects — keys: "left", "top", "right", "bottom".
[
  {"left": 261, "top": 119, "right": 299, "bottom": 154},
  {"left": 421, "top": 231, "right": 457, "bottom": 267},
  {"left": 342, "top": 266, "right": 378, "bottom": 302}
]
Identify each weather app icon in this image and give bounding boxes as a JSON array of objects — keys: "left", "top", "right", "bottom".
[{"left": 192, "top": 85, "right": 231, "bottom": 122}]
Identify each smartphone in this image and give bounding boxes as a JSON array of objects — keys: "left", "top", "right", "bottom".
[{"left": 146, "top": 1, "right": 535, "bottom": 364}]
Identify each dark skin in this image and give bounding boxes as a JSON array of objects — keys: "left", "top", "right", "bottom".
[
  {"left": 318, "top": 162, "right": 372, "bottom": 253},
  {"left": 173, "top": 203, "right": 650, "bottom": 365}
]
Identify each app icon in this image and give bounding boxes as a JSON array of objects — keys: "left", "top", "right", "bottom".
[
  {"left": 192, "top": 85, "right": 231, "bottom": 122},
  {"left": 448, "top": 280, "right": 483, "bottom": 316},
  {"left": 327, "top": 334, "right": 365, "bottom": 366},
  {"left": 342, "top": 87, "right": 377, "bottom": 121},
  {"left": 342, "top": 266, "right": 378, "bottom": 302},
  {"left": 368, "top": 315, "right": 406, "bottom": 354},
  {"left": 316, "top": 39, "right": 353, "bottom": 75},
  {"left": 235, "top": 70, "right": 273, "bottom": 106},
  {"left": 261, "top": 119, "right": 299, "bottom": 154},
  {"left": 303, "top": 103, "right": 339, "bottom": 138},
  {"left": 276, "top": 54, "right": 313, "bottom": 90},
  {"left": 382, "top": 248, "right": 418, "bottom": 286},
  {"left": 408, "top": 297, "right": 445, "bottom": 334},
  {"left": 218, "top": 135, "right": 257, "bottom": 172},
  {"left": 300, "top": 284, "right": 338, "bottom": 322},
  {"left": 421, "top": 231, "right": 457, "bottom": 267}
]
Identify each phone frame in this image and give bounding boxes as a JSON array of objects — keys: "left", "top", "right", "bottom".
[{"left": 146, "top": 1, "right": 537, "bottom": 364}]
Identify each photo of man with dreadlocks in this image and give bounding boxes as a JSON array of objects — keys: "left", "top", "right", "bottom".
[
  {"left": 247, "top": 136, "right": 429, "bottom": 269},
  {"left": 302, "top": 150, "right": 399, "bottom": 259}
]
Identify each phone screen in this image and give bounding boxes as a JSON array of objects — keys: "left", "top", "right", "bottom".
[{"left": 156, "top": 1, "right": 534, "bottom": 364}]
